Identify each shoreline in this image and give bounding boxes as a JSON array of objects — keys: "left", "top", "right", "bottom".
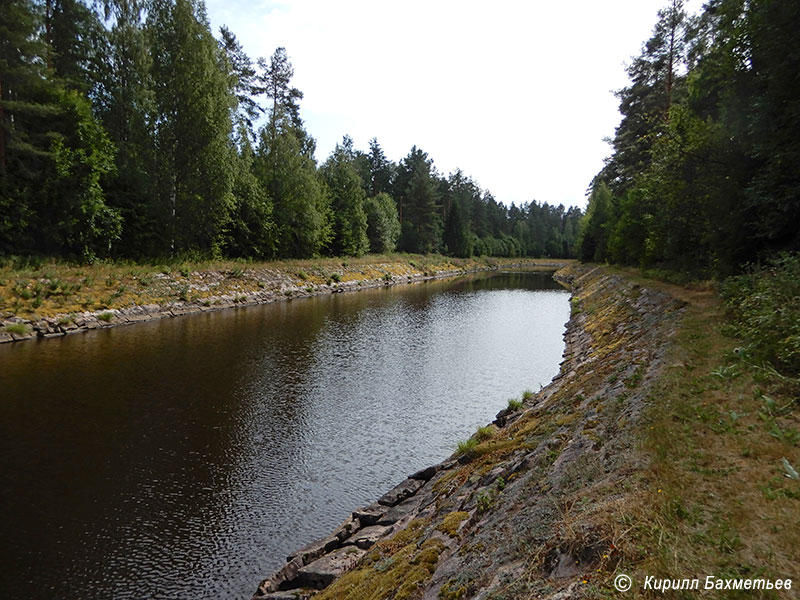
[
  {"left": 251, "top": 264, "right": 688, "bottom": 599},
  {"left": 0, "top": 257, "right": 570, "bottom": 345}
]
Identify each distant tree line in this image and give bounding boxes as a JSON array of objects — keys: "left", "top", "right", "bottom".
[
  {"left": 0, "top": 0, "right": 581, "bottom": 262},
  {"left": 579, "top": 0, "right": 800, "bottom": 277}
]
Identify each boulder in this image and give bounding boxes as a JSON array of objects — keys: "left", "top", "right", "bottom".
[
  {"left": 377, "top": 478, "right": 425, "bottom": 507},
  {"left": 286, "top": 533, "right": 340, "bottom": 566},
  {"left": 408, "top": 465, "right": 439, "bottom": 481},
  {"left": 294, "top": 546, "right": 367, "bottom": 589}
]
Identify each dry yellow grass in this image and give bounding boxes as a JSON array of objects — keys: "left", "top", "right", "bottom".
[{"left": 0, "top": 255, "right": 571, "bottom": 322}]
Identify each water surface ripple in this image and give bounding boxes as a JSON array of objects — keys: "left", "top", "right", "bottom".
[{"left": 0, "top": 271, "right": 569, "bottom": 599}]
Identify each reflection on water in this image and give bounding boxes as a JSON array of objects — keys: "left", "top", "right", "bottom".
[{"left": 0, "top": 271, "right": 569, "bottom": 599}]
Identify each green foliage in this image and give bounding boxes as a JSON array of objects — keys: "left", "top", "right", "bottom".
[
  {"left": 721, "top": 253, "right": 800, "bottom": 377},
  {"left": 584, "top": 0, "right": 800, "bottom": 277},
  {"left": 365, "top": 193, "right": 401, "bottom": 254},
  {"left": 321, "top": 137, "right": 369, "bottom": 257},
  {"left": 148, "top": 0, "right": 236, "bottom": 256},
  {"left": 254, "top": 110, "right": 331, "bottom": 258},
  {"left": 0, "top": 0, "right": 582, "bottom": 264}
]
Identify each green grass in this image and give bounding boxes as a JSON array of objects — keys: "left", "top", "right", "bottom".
[
  {"left": 4, "top": 323, "right": 29, "bottom": 335},
  {"left": 507, "top": 398, "right": 523, "bottom": 411}
]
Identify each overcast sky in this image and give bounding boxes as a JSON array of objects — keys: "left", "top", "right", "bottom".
[{"left": 204, "top": 0, "right": 701, "bottom": 209}]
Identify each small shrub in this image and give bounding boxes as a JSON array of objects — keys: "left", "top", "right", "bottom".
[
  {"left": 476, "top": 491, "right": 493, "bottom": 513},
  {"left": 296, "top": 270, "right": 308, "bottom": 280},
  {"left": 383, "top": 272, "right": 393, "bottom": 282},
  {"left": 721, "top": 252, "right": 800, "bottom": 378},
  {"left": 97, "top": 312, "right": 114, "bottom": 322},
  {"left": 330, "top": 272, "right": 341, "bottom": 283}
]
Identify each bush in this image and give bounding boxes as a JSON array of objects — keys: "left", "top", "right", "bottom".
[{"left": 721, "top": 252, "right": 800, "bottom": 377}]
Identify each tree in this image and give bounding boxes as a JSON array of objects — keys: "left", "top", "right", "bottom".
[
  {"left": 578, "top": 181, "right": 613, "bottom": 262},
  {"left": 395, "top": 146, "right": 442, "bottom": 253},
  {"left": 218, "top": 25, "right": 261, "bottom": 138},
  {"left": 599, "top": 0, "right": 689, "bottom": 195},
  {"left": 148, "top": 0, "right": 236, "bottom": 255},
  {"left": 443, "top": 197, "right": 472, "bottom": 257},
  {"left": 253, "top": 110, "right": 331, "bottom": 258},
  {"left": 367, "top": 138, "right": 394, "bottom": 197},
  {"left": 223, "top": 128, "right": 274, "bottom": 259},
  {"left": 97, "top": 0, "right": 160, "bottom": 257},
  {"left": 365, "top": 192, "right": 401, "bottom": 254},
  {"left": 321, "top": 137, "right": 369, "bottom": 256},
  {"left": 0, "top": 0, "right": 120, "bottom": 258}
]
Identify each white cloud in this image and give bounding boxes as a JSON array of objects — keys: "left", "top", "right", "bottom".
[{"left": 205, "top": 0, "right": 703, "bottom": 209}]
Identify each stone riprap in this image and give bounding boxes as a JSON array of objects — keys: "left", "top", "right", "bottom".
[{"left": 252, "top": 264, "right": 687, "bottom": 599}]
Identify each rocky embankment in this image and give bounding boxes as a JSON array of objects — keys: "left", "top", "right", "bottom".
[
  {"left": 252, "top": 264, "right": 687, "bottom": 600},
  {"left": 0, "top": 259, "right": 562, "bottom": 345}
]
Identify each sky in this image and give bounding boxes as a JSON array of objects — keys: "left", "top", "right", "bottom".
[{"left": 204, "top": 0, "right": 702, "bottom": 210}]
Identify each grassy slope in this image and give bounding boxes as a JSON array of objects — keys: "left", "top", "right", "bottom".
[
  {"left": 610, "top": 267, "right": 800, "bottom": 597},
  {"left": 0, "top": 254, "right": 566, "bottom": 323}
]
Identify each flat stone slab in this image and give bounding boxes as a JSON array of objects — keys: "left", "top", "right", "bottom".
[
  {"left": 344, "top": 524, "right": 392, "bottom": 549},
  {"left": 352, "top": 502, "right": 387, "bottom": 526},
  {"left": 377, "top": 478, "right": 425, "bottom": 507},
  {"left": 286, "top": 533, "right": 340, "bottom": 565},
  {"left": 377, "top": 493, "right": 424, "bottom": 526},
  {"left": 294, "top": 546, "right": 367, "bottom": 589},
  {"left": 408, "top": 465, "right": 439, "bottom": 481}
]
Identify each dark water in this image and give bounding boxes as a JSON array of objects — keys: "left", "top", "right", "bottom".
[{"left": 0, "top": 270, "right": 569, "bottom": 599}]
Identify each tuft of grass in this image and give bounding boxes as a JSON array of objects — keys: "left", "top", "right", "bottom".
[
  {"left": 456, "top": 437, "right": 478, "bottom": 457},
  {"left": 522, "top": 389, "right": 535, "bottom": 401},
  {"left": 507, "top": 398, "right": 523, "bottom": 411},
  {"left": 474, "top": 425, "right": 495, "bottom": 442},
  {"left": 97, "top": 312, "right": 114, "bottom": 322},
  {"left": 4, "top": 323, "right": 30, "bottom": 335}
]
